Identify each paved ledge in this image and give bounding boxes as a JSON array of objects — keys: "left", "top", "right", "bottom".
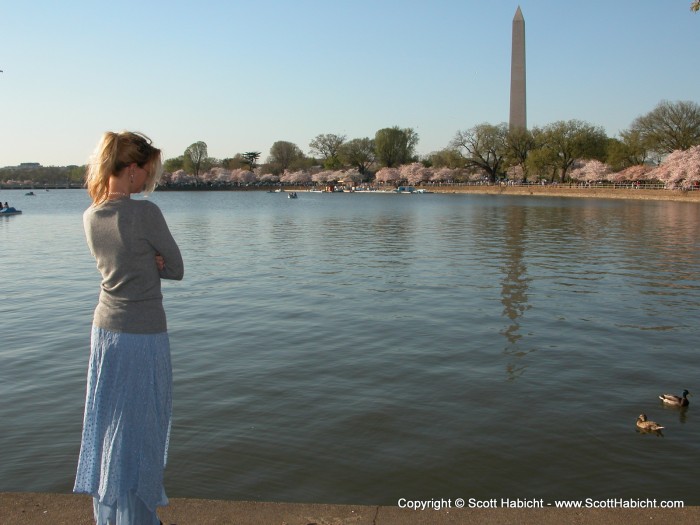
[{"left": 2, "top": 493, "right": 700, "bottom": 525}]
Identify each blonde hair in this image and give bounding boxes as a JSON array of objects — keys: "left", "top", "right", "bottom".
[{"left": 85, "top": 131, "right": 163, "bottom": 204}]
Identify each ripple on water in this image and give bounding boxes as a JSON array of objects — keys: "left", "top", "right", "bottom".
[{"left": 1, "top": 190, "right": 699, "bottom": 504}]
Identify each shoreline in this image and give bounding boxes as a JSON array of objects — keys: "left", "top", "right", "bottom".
[
  {"left": 2, "top": 185, "right": 699, "bottom": 203},
  {"left": 2, "top": 493, "right": 700, "bottom": 525},
  {"left": 425, "top": 185, "right": 700, "bottom": 202}
]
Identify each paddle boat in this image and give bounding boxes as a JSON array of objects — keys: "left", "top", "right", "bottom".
[{"left": 0, "top": 206, "right": 22, "bottom": 215}]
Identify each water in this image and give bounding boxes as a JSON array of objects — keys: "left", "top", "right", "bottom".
[{"left": 1, "top": 189, "right": 699, "bottom": 505}]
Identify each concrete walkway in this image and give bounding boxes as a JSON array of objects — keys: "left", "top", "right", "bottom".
[{"left": 2, "top": 493, "right": 699, "bottom": 525}]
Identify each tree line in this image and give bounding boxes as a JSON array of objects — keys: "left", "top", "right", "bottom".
[
  {"left": 163, "top": 100, "right": 700, "bottom": 187},
  {"left": 2, "top": 100, "right": 699, "bottom": 188}
]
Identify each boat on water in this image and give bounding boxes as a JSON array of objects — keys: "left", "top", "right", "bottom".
[
  {"left": 391, "top": 186, "right": 433, "bottom": 194},
  {"left": 288, "top": 192, "right": 298, "bottom": 199},
  {"left": 0, "top": 207, "right": 22, "bottom": 215},
  {"left": 25, "top": 191, "right": 35, "bottom": 196}
]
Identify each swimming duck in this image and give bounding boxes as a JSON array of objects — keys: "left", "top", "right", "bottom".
[
  {"left": 636, "top": 414, "right": 664, "bottom": 432},
  {"left": 659, "top": 389, "right": 690, "bottom": 407}
]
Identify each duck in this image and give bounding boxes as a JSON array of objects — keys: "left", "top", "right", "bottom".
[
  {"left": 636, "top": 414, "right": 664, "bottom": 432},
  {"left": 659, "top": 389, "right": 690, "bottom": 407}
]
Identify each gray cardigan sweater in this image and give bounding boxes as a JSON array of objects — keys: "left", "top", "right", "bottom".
[{"left": 84, "top": 198, "right": 184, "bottom": 334}]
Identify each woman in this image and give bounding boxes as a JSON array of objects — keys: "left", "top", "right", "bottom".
[{"left": 74, "top": 131, "right": 184, "bottom": 525}]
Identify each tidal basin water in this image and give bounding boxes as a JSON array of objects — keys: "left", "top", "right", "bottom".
[{"left": 1, "top": 189, "right": 699, "bottom": 505}]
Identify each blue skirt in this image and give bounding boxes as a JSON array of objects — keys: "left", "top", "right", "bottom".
[{"left": 74, "top": 326, "right": 172, "bottom": 524}]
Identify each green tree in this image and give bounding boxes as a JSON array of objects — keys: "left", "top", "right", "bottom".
[
  {"left": 309, "top": 134, "right": 346, "bottom": 169},
  {"left": 534, "top": 120, "right": 608, "bottom": 182},
  {"left": 242, "top": 151, "right": 261, "bottom": 170},
  {"left": 374, "top": 126, "right": 418, "bottom": 167},
  {"left": 67, "top": 165, "right": 86, "bottom": 183},
  {"left": 692, "top": 1, "right": 699, "bottom": 12},
  {"left": 505, "top": 127, "right": 536, "bottom": 181},
  {"left": 628, "top": 100, "right": 700, "bottom": 156},
  {"left": 268, "top": 141, "right": 305, "bottom": 174},
  {"left": 164, "top": 156, "right": 184, "bottom": 173},
  {"left": 222, "top": 155, "right": 247, "bottom": 170},
  {"left": 339, "top": 137, "right": 376, "bottom": 175},
  {"left": 526, "top": 137, "right": 560, "bottom": 182},
  {"left": 184, "top": 141, "right": 210, "bottom": 185},
  {"left": 605, "top": 131, "right": 649, "bottom": 171},
  {"left": 428, "top": 148, "right": 464, "bottom": 169},
  {"left": 450, "top": 122, "right": 509, "bottom": 182}
]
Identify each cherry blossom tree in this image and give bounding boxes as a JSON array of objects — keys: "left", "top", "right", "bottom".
[
  {"left": 506, "top": 164, "right": 525, "bottom": 182},
  {"left": 468, "top": 169, "right": 488, "bottom": 182},
  {"left": 610, "top": 164, "right": 653, "bottom": 184},
  {"left": 160, "top": 171, "right": 173, "bottom": 185},
  {"left": 280, "top": 170, "right": 312, "bottom": 185},
  {"left": 431, "top": 167, "right": 456, "bottom": 183},
  {"left": 199, "top": 170, "right": 217, "bottom": 184},
  {"left": 569, "top": 159, "right": 611, "bottom": 183},
  {"left": 258, "top": 173, "right": 279, "bottom": 184},
  {"left": 374, "top": 167, "right": 400, "bottom": 185},
  {"left": 171, "top": 169, "right": 194, "bottom": 185},
  {"left": 338, "top": 169, "right": 363, "bottom": 185},
  {"left": 399, "top": 162, "right": 431, "bottom": 185},
  {"left": 208, "top": 167, "right": 231, "bottom": 184},
  {"left": 231, "top": 169, "right": 257, "bottom": 185},
  {"left": 651, "top": 146, "right": 700, "bottom": 189},
  {"left": 312, "top": 170, "right": 336, "bottom": 184}
]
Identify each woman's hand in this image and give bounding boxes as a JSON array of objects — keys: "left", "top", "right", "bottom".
[{"left": 155, "top": 253, "right": 165, "bottom": 271}]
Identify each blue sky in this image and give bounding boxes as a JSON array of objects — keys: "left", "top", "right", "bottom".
[{"left": 1, "top": 0, "right": 698, "bottom": 167}]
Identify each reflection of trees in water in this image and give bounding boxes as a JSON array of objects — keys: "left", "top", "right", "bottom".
[
  {"left": 640, "top": 203, "right": 700, "bottom": 287},
  {"left": 499, "top": 205, "right": 534, "bottom": 381},
  {"left": 368, "top": 214, "right": 415, "bottom": 256}
]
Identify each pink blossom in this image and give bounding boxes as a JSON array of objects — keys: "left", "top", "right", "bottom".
[
  {"left": 468, "top": 170, "right": 487, "bottom": 182},
  {"left": 171, "top": 169, "right": 194, "bottom": 184},
  {"left": 650, "top": 146, "right": 700, "bottom": 189},
  {"left": 610, "top": 164, "right": 652, "bottom": 183},
  {"left": 231, "top": 169, "right": 257, "bottom": 184},
  {"left": 399, "top": 162, "right": 431, "bottom": 185},
  {"left": 204, "top": 167, "right": 231, "bottom": 182},
  {"left": 374, "top": 167, "right": 400, "bottom": 184},
  {"left": 431, "top": 167, "right": 455, "bottom": 182},
  {"left": 506, "top": 165, "right": 525, "bottom": 182},
  {"left": 569, "top": 159, "right": 611, "bottom": 183},
  {"left": 280, "top": 170, "right": 311, "bottom": 184},
  {"left": 258, "top": 173, "right": 279, "bottom": 184},
  {"left": 312, "top": 170, "right": 336, "bottom": 184},
  {"left": 339, "top": 169, "right": 363, "bottom": 183}
]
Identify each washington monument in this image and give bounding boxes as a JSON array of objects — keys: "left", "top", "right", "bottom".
[{"left": 509, "top": 6, "right": 526, "bottom": 131}]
